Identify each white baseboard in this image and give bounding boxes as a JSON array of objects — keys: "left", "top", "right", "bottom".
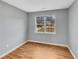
[
  {"left": 0, "top": 41, "right": 28, "bottom": 58},
  {"left": 67, "top": 46, "right": 77, "bottom": 59},
  {"left": 0, "top": 40, "right": 76, "bottom": 59},
  {"left": 27, "top": 40, "right": 76, "bottom": 59},
  {"left": 27, "top": 40, "right": 68, "bottom": 47}
]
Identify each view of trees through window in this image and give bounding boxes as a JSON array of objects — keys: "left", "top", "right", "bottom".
[{"left": 35, "top": 16, "right": 56, "bottom": 34}]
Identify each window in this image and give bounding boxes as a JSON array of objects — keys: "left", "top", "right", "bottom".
[{"left": 35, "top": 15, "right": 56, "bottom": 34}]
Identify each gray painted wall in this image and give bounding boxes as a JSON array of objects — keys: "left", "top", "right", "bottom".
[
  {"left": 0, "top": 1, "right": 28, "bottom": 56},
  {"left": 68, "top": 0, "right": 78, "bottom": 58},
  {"left": 0, "top": 0, "right": 78, "bottom": 58},
  {"left": 28, "top": 9, "right": 68, "bottom": 44}
]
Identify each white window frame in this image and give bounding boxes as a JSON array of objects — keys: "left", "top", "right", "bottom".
[{"left": 35, "top": 15, "right": 56, "bottom": 34}]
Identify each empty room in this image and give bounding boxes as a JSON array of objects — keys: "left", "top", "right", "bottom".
[{"left": 0, "top": 0, "right": 78, "bottom": 59}]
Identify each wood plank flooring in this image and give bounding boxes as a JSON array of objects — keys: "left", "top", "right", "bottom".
[{"left": 1, "top": 42, "right": 74, "bottom": 59}]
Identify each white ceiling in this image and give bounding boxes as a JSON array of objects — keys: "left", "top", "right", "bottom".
[{"left": 2, "top": 0, "right": 75, "bottom": 12}]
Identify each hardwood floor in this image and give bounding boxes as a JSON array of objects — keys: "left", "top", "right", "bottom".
[{"left": 1, "top": 42, "right": 74, "bottom": 59}]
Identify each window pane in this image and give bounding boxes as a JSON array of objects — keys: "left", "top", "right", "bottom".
[
  {"left": 45, "top": 16, "right": 56, "bottom": 32},
  {"left": 36, "top": 25, "right": 45, "bottom": 32},
  {"left": 36, "top": 16, "right": 45, "bottom": 32},
  {"left": 36, "top": 16, "right": 44, "bottom": 25},
  {"left": 35, "top": 16, "right": 56, "bottom": 33}
]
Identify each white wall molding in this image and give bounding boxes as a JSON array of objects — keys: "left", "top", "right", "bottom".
[
  {"left": 0, "top": 40, "right": 76, "bottom": 59},
  {"left": 0, "top": 41, "right": 28, "bottom": 58},
  {"left": 27, "top": 40, "right": 68, "bottom": 47},
  {"left": 27, "top": 40, "right": 76, "bottom": 59},
  {"left": 67, "top": 46, "right": 77, "bottom": 59}
]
